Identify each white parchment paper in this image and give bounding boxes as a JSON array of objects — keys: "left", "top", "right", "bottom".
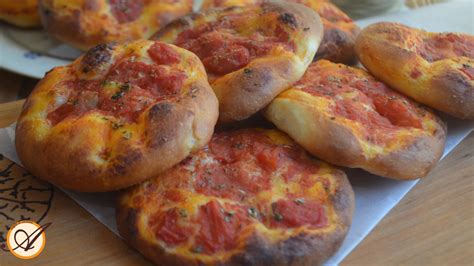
[{"left": 1, "top": 1, "right": 473, "bottom": 264}]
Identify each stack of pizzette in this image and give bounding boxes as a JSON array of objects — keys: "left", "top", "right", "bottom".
[{"left": 12, "top": 0, "right": 473, "bottom": 265}]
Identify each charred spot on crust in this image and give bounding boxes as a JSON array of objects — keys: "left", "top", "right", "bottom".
[
  {"left": 111, "top": 150, "right": 142, "bottom": 176},
  {"left": 188, "top": 86, "right": 199, "bottom": 98},
  {"left": 126, "top": 208, "right": 140, "bottom": 239},
  {"left": 42, "top": 8, "right": 52, "bottom": 17},
  {"left": 81, "top": 43, "right": 114, "bottom": 73},
  {"left": 279, "top": 13, "right": 298, "bottom": 29},
  {"left": 147, "top": 103, "right": 174, "bottom": 147},
  {"left": 149, "top": 103, "right": 173, "bottom": 119},
  {"left": 242, "top": 68, "right": 272, "bottom": 92}
]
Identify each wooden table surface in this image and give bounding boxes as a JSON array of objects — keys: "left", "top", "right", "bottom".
[{"left": 0, "top": 69, "right": 472, "bottom": 265}]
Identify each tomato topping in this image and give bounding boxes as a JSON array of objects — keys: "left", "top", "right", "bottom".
[
  {"left": 174, "top": 12, "right": 295, "bottom": 75},
  {"left": 194, "top": 160, "right": 272, "bottom": 201},
  {"left": 417, "top": 33, "right": 474, "bottom": 62},
  {"left": 196, "top": 131, "right": 301, "bottom": 200},
  {"left": 410, "top": 68, "right": 422, "bottom": 79},
  {"left": 270, "top": 199, "right": 327, "bottom": 229},
  {"left": 163, "top": 189, "right": 183, "bottom": 202},
  {"left": 194, "top": 200, "right": 251, "bottom": 254},
  {"left": 109, "top": 0, "right": 144, "bottom": 24},
  {"left": 106, "top": 61, "right": 186, "bottom": 99},
  {"left": 47, "top": 81, "right": 101, "bottom": 125},
  {"left": 256, "top": 146, "right": 280, "bottom": 172},
  {"left": 48, "top": 57, "right": 186, "bottom": 125},
  {"left": 48, "top": 102, "right": 77, "bottom": 126},
  {"left": 99, "top": 85, "right": 156, "bottom": 122},
  {"left": 299, "top": 62, "right": 424, "bottom": 142},
  {"left": 150, "top": 208, "right": 194, "bottom": 246},
  {"left": 371, "top": 94, "right": 423, "bottom": 128},
  {"left": 202, "top": 44, "right": 250, "bottom": 75},
  {"left": 148, "top": 42, "right": 181, "bottom": 65}
]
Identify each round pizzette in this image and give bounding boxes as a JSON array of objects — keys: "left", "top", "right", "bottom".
[
  {"left": 0, "top": 0, "right": 41, "bottom": 27},
  {"left": 15, "top": 40, "right": 218, "bottom": 192},
  {"left": 356, "top": 22, "right": 474, "bottom": 119},
  {"left": 153, "top": 1, "right": 323, "bottom": 123},
  {"left": 117, "top": 128, "right": 354, "bottom": 265},
  {"left": 201, "top": 0, "right": 360, "bottom": 64},
  {"left": 38, "top": 0, "right": 193, "bottom": 50},
  {"left": 265, "top": 60, "right": 447, "bottom": 180}
]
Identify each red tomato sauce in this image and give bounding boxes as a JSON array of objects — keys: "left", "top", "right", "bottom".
[
  {"left": 47, "top": 44, "right": 186, "bottom": 125},
  {"left": 149, "top": 130, "right": 333, "bottom": 252},
  {"left": 417, "top": 33, "right": 474, "bottom": 62},
  {"left": 174, "top": 12, "right": 295, "bottom": 75},
  {"left": 270, "top": 199, "right": 327, "bottom": 229},
  {"left": 148, "top": 42, "right": 181, "bottom": 65},
  {"left": 299, "top": 63, "right": 424, "bottom": 140},
  {"left": 109, "top": 0, "right": 144, "bottom": 23},
  {"left": 194, "top": 132, "right": 281, "bottom": 200},
  {"left": 150, "top": 208, "right": 194, "bottom": 246},
  {"left": 193, "top": 200, "right": 252, "bottom": 254}
]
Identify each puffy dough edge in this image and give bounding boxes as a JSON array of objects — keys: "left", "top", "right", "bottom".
[
  {"left": 315, "top": 26, "right": 359, "bottom": 65},
  {"left": 264, "top": 89, "right": 447, "bottom": 180},
  {"left": 116, "top": 163, "right": 354, "bottom": 265},
  {"left": 38, "top": 0, "right": 193, "bottom": 50},
  {"left": 355, "top": 22, "right": 474, "bottom": 119},
  {"left": 214, "top": 1, "right": 323, "bottom": 123},
  {"left": 0, "top": 0, "right": 41, "bottom": 28},
  {"left": 0, "top": 12, "right": 41, "bottom": 28},
  {"left": 154, "top": 1, "right": 324, "bottom": 124},
  {"left": 15, "top": 51, "right": 219, "bottom": 192}
]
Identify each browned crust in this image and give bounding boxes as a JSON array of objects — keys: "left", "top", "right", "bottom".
[
  {"left": 39, "top": 3, "right": 100, "bottom": 51},
  {"left": 265, "top": 89, "right": 447, "bottom": 180},
  {"left": 154, "top": 1, "right": 323, "bottom": 124},
  {"left": 213, "top": 58, "right": 298, "bottom": 123},
  {"left": 15, "top": 41, "right": 219, "bottom": 192},
  {"left": 355, "top": 22, "right": 474, "bottom": 119},
  {"left": 38, "top": 0, "right": 192, "bottom": 50},
  {"left": 315, "top": 26, "right": 359, "bottom": 65},
  {"left": 0, "top": 0, "right": 41, "bottom": 28},
  {"left": 116, "top": 151, "right": 354, "bottom": 266}
]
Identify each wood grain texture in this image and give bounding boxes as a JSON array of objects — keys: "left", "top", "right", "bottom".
[{"left": 344, "top": 132, "right": 474, "bottom": 265}]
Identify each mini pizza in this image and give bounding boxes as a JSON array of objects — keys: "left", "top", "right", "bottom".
[
  {"left": 356, "top": 22, "right": 474, "bottom": 119},
  {"left": 38, "top": 0, "right": 193, "bottom": 50},
  {"left": 265, "top": 60, "right": 447, "bottom": 180},
  {"left": 15, "top": 40, "right": 219, "bottom": 192},
  {"left": 117, "top": 128, "right": 354, "bottom": 265},
  {"left": 200, "top": 0, "right": 360, "bottom": 64},
  {"left": 0, "top": 0, "right": 41, "bottom": 28},
  {"left": 153, "top": 1, "right": 323, "bottom": 123}
]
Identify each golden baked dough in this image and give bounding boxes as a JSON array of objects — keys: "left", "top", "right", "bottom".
[
  {"left": 356, "top": 22, "right": 474, "bottom": 119},
  {"left": 265, "top": 60, "right": 446, "bottom": 180},
  {"left": 15, "top": 40, "right": 218, "bottom": 192},
  {"left": 117, "top": 128, "right": 354, "bottom": 265},
  {"left": 201, "top": 0, "right": 360, "bottom": 64},
  {"left": 38, "top": 0, "right": 193, "bottom": 50},
  {"left": 153, "top": 1, "right": 323, "bottom": 123},
  {"left": 0, "top": 0, "right": 41, "bottom": 27}
]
